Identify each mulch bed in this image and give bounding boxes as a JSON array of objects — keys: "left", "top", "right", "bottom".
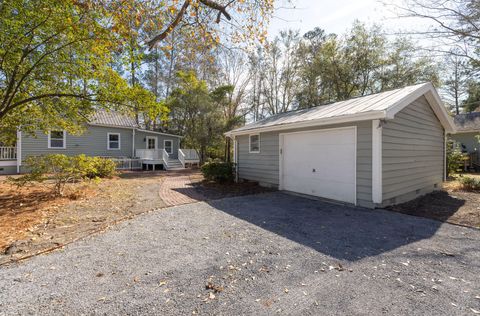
[{"left": 387, "top": 189, "right": 480, "bottom": 229}]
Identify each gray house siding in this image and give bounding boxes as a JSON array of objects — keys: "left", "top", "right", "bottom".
[
  {"left": 450, "top": 132, "right": 480, "bottom": 153},
  {"left": 21, "top": 126, "right": 134, "bottom": 159},
  {"left": 0, "top": 165, "right": 17, "bottom": 175},
  {"left": 381, "top": 96, "right": 444, "bottom": 206},
  {"left": 134, "top": 131, "right": 180, "bottom": 159},
  {"left": 236, "top": 121, "right": 373, "bottom": 208},
  {"left": 20, "top": 126, "right": 181, "bottom": 169}
]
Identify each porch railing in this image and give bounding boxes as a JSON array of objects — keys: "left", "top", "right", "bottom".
[
  {"left": 0, "top": 147, "right": 16, "bottom": 160},
  {"left": 178, "top": 149, "right": 199, "bottom": 168},
  {"left": 110, "top": 158, "right": 143, "bottom": 170},
  {"left": 135, "top": 149, "right": 161, "bottom": 160},
  {"left": 162, "top": 149, "right": 170, "bottom": 169}
]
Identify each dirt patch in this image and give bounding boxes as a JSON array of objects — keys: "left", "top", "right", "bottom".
[
  {"left": 387, "top": 184, "right": 480, "bottom": 228},
  {"left": 0, "top": 173, "right": 167, "bottom": 264}
]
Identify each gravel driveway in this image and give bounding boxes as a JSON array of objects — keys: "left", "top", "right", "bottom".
[{"left": 1, "top": 192, "right": 479, "bottom": 315}]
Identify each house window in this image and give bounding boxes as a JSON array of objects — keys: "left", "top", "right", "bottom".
[
  {"left": 164, "top": 140, "right": 173, "bottom": 154},
  {"left": 249, "top": 134, "right": 260, "bottom": 153},
  {"left": 48, "top": 131, "right": 66, "bottom": 149},
  {"left": 146, "top": 136, "right": 157, "bottom": 149},
  {"left": 108, "top": 133, "right": 120, "bottom": 150}
]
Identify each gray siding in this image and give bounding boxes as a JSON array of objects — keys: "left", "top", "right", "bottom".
[
  {"left": 382, "top": 96, "right": 444, "bottom": 205},
  {"left": 450, "top": 132, "right": 480, "bottom": 153},
  {"left": 22, "top": 126, "right": 134, "bottom": 158},
  {"left": 236, "top": 121, "right": 373, "bottom": 208},
  {"left": 134, "top": 131, "right": 180, "bottom": 159},
  {"left": 0, "top": 165, "right": 17, "bottom": 175},
  {"left": 21, "top": 126, "right": 181, "bottom": 160}
]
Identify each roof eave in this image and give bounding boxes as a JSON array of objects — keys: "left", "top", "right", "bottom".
[
  {"left": 225, "top": 110, "right": 386, "bottom": 137},
  {"left": 385, "top": 82, "right": 456, "bottom": 133}
]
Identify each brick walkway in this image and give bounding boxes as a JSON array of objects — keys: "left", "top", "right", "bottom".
[{"left": 159, "top": 172, "right": 206, "bottom": 206}]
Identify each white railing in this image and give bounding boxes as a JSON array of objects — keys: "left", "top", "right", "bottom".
[
  {"left": 179, "top": 149, "right": 186, "bottom": 168},
  {"left": 135, "top": 149, "right": 161, "bottom": 160},
  {"left": 179, "top": 149, "right": 199, "bottom": 161},
  {"left": 178, "top": 149, "right": 199, "bottom": 168},
  {"left": 110, "top": 158, "right": 143, "bottom": 170},
  {"left": 162, "top": 149, "right": 169, "bottom": 169},
  {"left": 0, "top": 147, "right": 16, "bottom": 160}
]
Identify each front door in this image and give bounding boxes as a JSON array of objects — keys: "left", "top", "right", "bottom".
[{"left": 164, "top": 140, "right": 173, "bottom": 154}]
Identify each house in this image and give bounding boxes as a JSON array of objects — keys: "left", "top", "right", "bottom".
[
  {"left": 450, "top": 112, "right": 480, "bottom": 171},
  {"left": 0, "top": 110, "right": 199, "bottom": 175},
  {"left": 226, "top": 82, "right": 455, "bottom": 208}
]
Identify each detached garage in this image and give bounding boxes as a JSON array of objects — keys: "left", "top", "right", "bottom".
[{"left": 225, "top": 83, "right": 455, "bottom": 208}]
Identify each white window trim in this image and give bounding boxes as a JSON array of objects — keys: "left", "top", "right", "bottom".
[
  {"left": 249, "top": 134, "right": 260, "bottom": 153},
  {"left": 163, "top": 139, "right": 173, "bottom": 154},
  {"left": 107, "top": 133, "right": 121, "bottom": 150},
  {"left": 47, "top": 130, "right": 66, "bottom": 149},
  {"left": 146, "top": 136, "right": 157, "bottom": 150}
]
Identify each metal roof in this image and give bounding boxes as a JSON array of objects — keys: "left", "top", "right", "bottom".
[
  {"left": 89, "top": 110, "right": 139, "bottom": 128},
  {"left": 453, "top": 112, "right": 480, "bottom": 132},
  {"left": 227, "top": 82, "right": 455, "bottom": 135}
]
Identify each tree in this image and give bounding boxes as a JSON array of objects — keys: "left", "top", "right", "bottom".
[
  {"left": 0, "top": 0, "right": 166, "bottom": 139},
  {"left": 167, "top": 71, "right": 224, "bottom": 162},
  {"left": 397, "top": 0, "right": 479, "bottom": 66},
  {"left": 463, "top": 80, "right": 480, "bottom": 112},
  {"left": 443, "top": 52, "right": 469, "bottom": 114},
  {"left": 146, "top": 0, "right": 275, "bottom": 49}
]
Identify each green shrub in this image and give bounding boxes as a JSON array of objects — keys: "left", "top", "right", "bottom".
[
  {"left": 458, "top": 176, "right": 480, "bottom": 191},
  {"left": 8, "top": 154, "right": 116, "bottom": 196},
  {"left": 87, "top": 156, "right": 117, "bottom": 178},
  {"left": 446, "top": 140, "right": 468, "bottom": 176},
  {"left": 201, "top": 159, "right": 235, "bottom": 182}
]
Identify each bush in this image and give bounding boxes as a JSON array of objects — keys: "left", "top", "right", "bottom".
[
  {"left": 458, "top": 176, "right": 480, "bottom": 191},
  {"left": 201, "top": 159, "right": 235, "bottom": 182},
  {"left": 446, "top": 140, "right": 468, "bottom": 176},
  {"left": 8, "top": 154, "right": 116, "bottom": 196}
]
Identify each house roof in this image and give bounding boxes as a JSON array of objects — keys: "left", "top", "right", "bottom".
[
  {"left": 88, "top": 110, "right": 183, "bottom": 138},
  {"left": 89, "top": 110, "right": 139, "bottom": 128},
  {"left": 453, "top": 112, "right": 480, "bottom": 133},
  {"left": 226, "top": 82, "right": 455, "bottom": 136}
]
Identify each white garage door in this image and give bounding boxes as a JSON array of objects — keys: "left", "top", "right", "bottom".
[{"left": 281, "top": 127, "right": 356, "bottom": 204}]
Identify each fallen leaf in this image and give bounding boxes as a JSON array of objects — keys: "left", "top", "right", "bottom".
[
  {"left": 209, "top": 292, "right": 215, "bottom": 300},
  {"left": 284, "top": 288, "right": 289, "bottom": 293}
]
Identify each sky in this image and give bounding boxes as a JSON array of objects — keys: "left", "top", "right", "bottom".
[{"left": 267, "top": 0, "right": 430, "bottom": 39}]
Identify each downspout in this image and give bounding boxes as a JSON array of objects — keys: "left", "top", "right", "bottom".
[
  {"left": 16, "top": 128, "right": 22, "bottom": 174},
  {"left": 132, "top": 128, "right": 135, "bottom": 158},
  {"left": 233, "top": 135, "right": 238, "bottom": 183}
]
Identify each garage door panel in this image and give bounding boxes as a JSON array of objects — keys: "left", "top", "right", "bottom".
[{"left": 282, "top": 127, "right": 356, "bottom": 204}]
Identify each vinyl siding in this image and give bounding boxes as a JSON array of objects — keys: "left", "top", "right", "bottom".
[
  {"left": 134, "top": 131, "right": 180, "bottom": 159},
  {"left": 0, "top": 165, "right": 17, "bottom": 175},
  {"left": 21, "top": 126, "right": 181, "bottom": 160},
  {"left": 21, "top": 126, "right": 134, "bottom": 158},
  {"left": 236, "top": 121, "right": 373, "bottom": 208},
  {"left": 382, "top": 96, "right": 444, "bottom": 205}
]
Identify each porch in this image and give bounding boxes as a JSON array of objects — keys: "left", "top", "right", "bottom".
[
  {"left": 0, "top": 147, "right": 16, "bottom": 161},
  {"left": 135, "top": 148, "right": 199, "bottom": 170}
]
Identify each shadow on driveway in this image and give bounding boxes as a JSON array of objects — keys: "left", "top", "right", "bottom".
[{"left": 205, "top": 192, "right": 449, "bottom": 262}]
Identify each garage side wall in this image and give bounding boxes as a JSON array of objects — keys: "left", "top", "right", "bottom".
[
  {"left": 236, "top": 121, "right": 373, "bottom": 208},
  {"left": 381, "top": 96, "right": 444, "bottom": 206}
]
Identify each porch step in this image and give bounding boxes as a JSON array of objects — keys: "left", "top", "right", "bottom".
[{"left": 165, "top": 159, "right": 185, "bottom": 170}]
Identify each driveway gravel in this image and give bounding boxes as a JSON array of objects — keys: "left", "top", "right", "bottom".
[{"left": 0, "top": 192, "right": 479, "bottom": 315}]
